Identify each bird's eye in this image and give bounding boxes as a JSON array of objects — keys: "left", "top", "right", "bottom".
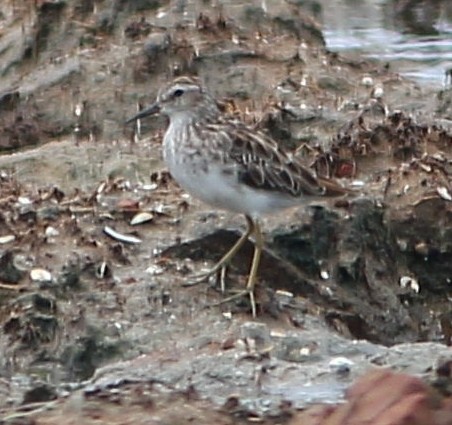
[{"left": 173, "top": 89, "right": 184, "bottom": 97}]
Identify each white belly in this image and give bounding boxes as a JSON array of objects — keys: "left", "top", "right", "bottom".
[
  {"left": 166, "top": 154, "right": 297, "bottom": 216},
  {"left": 162, "top": 119, "right": 299, "bottom": 217}
]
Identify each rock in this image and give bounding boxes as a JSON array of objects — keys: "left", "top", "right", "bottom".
[
  {"left": 140, "top": 32, "right": 172, "bottom": 74},
  {"left": 0, "top": 89, "right": 20, "bottom": 111},
  {"left": 22, "top": 383, "right": 57, "bottom": 404},
  {"left": 240, "top": 321, "right": 272, "bottom": 351},
  {"left": 143, "top": 32, "right": 171, "bottom": 60},
  {"left": 295, "top": 369, "right": 452, "bottom": 425},
  {"left": 0, "top": 250, "right": 26, "bottom": 284}
]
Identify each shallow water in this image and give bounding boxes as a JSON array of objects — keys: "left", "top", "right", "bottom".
[{"left": 319, "top": 0, "right": 452, "bottom": 88}]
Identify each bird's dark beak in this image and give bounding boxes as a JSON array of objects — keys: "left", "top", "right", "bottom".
[{"left": 125, "top": 102, "right": 160, "bottom": 124}]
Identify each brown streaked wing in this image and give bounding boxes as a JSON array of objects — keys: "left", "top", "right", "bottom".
[
  {"left": 199, "top": 118, "right": 351, "bottom": 198},
  {"left": 214, "top": 120, "right": 339, "bottom": 197}
]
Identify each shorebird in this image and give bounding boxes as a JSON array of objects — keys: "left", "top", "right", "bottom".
[{"left": 127, "top": 76, "right": 350, "bottom": 316}]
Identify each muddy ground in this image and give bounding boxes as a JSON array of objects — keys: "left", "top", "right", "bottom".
[{"left": 0, "top": 0, "right": 452, "bottom": 424}]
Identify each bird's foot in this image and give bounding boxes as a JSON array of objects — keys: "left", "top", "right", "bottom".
[
  {"left": 209, "top": 288, "right": 257, "bottom": 318},
  {"left": 182, "top": 265, "right": 228, "bottom": 293}
]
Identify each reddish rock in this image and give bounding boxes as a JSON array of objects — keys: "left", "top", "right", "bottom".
[{"left": 291, "top": 369, "right": 452, "bottom": 425}]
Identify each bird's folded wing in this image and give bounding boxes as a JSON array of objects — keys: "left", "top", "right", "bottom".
[{"left": 203, "top": 120, "right": 347, "bottom": 198}]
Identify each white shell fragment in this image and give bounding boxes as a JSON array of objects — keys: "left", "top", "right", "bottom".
[
  {"left": 74, "top": 103, "right": 83, "bottom": 117},
  {"left": 399, "top": 276, "right": 420, "bottom": 293},
  {"left": 96, "top": 261, "right": 110, "bottom": 279},
  {"left": 320, "top": 270, "right": 330, "bottom": 280},
  {"left": 432, "top": 153, "right": 445, "bottom": 161},
  {"left": 153, "top": 203, "right": 168, "bottom": 214},
  {"left": 130, "top": 212, "right": 154, "bottom": 226},
  {"left": 329, "top": 357, "right": 354, "bottom": 373},
  {"left": 350, "top": 180, "right": 365, "bottom": 187},
  {"left": 30, "top": 268, "right": 52, "bottom": 282},
  {"left": 396, "top": 239, "right": 408, "bottom": 251},
  {"left": 0, "top": 235, "right": 16, "bottom": 244},
  {"left": 103, "top": 226, "right": 142, "bottom": 244},
  {"left": 419, "top": 163, "right": 432, "bottom": 173},
  {"left": 275, "top": 290, "right": 294, "bottom": 299},
  {"left": 145, "top": 265, "right": 164, "bottom": 275},
  {"left": 17, "top": 196, "right": 32, "bottom": 205},
  {"left": 140, "top": 183, "right": 158, "bottom": 191},
  {"left": 222, "top": 311, "right": 232, "bottom": 320},
  {"left": 371, "top": 85, "right": 384, "bottom": 99},
  {"left": 299, "top": 347, "right": 311, "bottom": 356},
  {"left": 437, "top": 186, "right": 452, "bottom": 201},
  {"left": 45, "top": 226, "right": 60, "bottom": 237},
  {"left": 274, "top": 290, "right": 294, "bottom": 306}
]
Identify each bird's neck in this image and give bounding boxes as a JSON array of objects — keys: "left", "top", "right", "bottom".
[
  {"left": 164, "top": 107, "right": 219, "bottom": 159},
  {"left": 169, "top": 106, "right": 220, "bottom": 127}
]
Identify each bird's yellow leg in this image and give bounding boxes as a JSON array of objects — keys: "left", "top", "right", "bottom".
[
  {"left": 211, "top": 218, "right": 263, "bottom": 318},
  {"left": 184, "top": 215, "right": 254, "bottom": 288}
]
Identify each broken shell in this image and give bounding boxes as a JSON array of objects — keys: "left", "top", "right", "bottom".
[
  {"left": 140, "top": 183, "right": 158, "bottom": 191},
  {"left": 275, "top": 290, "right": 294, "bottom": 299},
  {"left": 153, "top": 203, "right": 169, "bottom": 214},
  {"left": 0, "top": 235, "right": 16, "bottom": 244},
  {"left": 103, "top": 226, "right": 142, "bottom": 244},
  {"left": 98, "top": 212, "right": 115, "bottom": 220},
  {"left": 96, "top": 261, "right": 110, "bottom": 279},
  {"left": 329, "top": 357, "right": 354, "bottom": 373},
  {"left": 399, "top": 276, "right": 410, "bottom": 288},
  {"left": 30, "top": 268, "right": 52, "bottom": 282},
  {"left": 414, "top": 242, "right": 429, "bottom": 256},
  {"left": 130, "top": 212, "right": 154, "bottom": 226},
  {"left": 432, "top": 153, "right": 445, "bottom": 162},
  {"left": 45, "top": 226, "right": 60, "bottom": 237},
  {"left": 350, "top": 180, "right": 365, "bottom": 187},
  {"left": 320, "top": 270, "right": 330, "bottom": 280},
  {"left": 371, "top": 85, "right": 384, "bottom": 99},
  {"left": 361, "top": 76, "right": 373, "bottom": 87},
  {"left": 145, "top": 265, "right": 164, "bottom": 275},
  {"left": 412, "top": 281, "right": 420, "bottom": 293},
  {"left": 419, "top": 163, "right": 432, "bottom": 173},
  {"left": 96, "top": 181, "right": 107, "bottom": 194},
  {"left": 437, "top": 186, "right": 452, "bottom": 201},
  {"left": 299, "top": 347, "right": 311, "bottom": 356},
  {"left": 400, "top": 276, "right": 420, "bottom": 293},
  {"left": 396, "top": 239, "right": 408, "bottom": 251},
  {"left": 17, "top": 196, "right": 32, "bottom": 205},
  {"left": 222, "top": 311, "right": 232, "bottom": 320},
  {"left": 74, "top": 103, "right": 83, "bottom": 117},
  {"left": 275, "top": 290, "right": 294, "bottom": 306}
]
